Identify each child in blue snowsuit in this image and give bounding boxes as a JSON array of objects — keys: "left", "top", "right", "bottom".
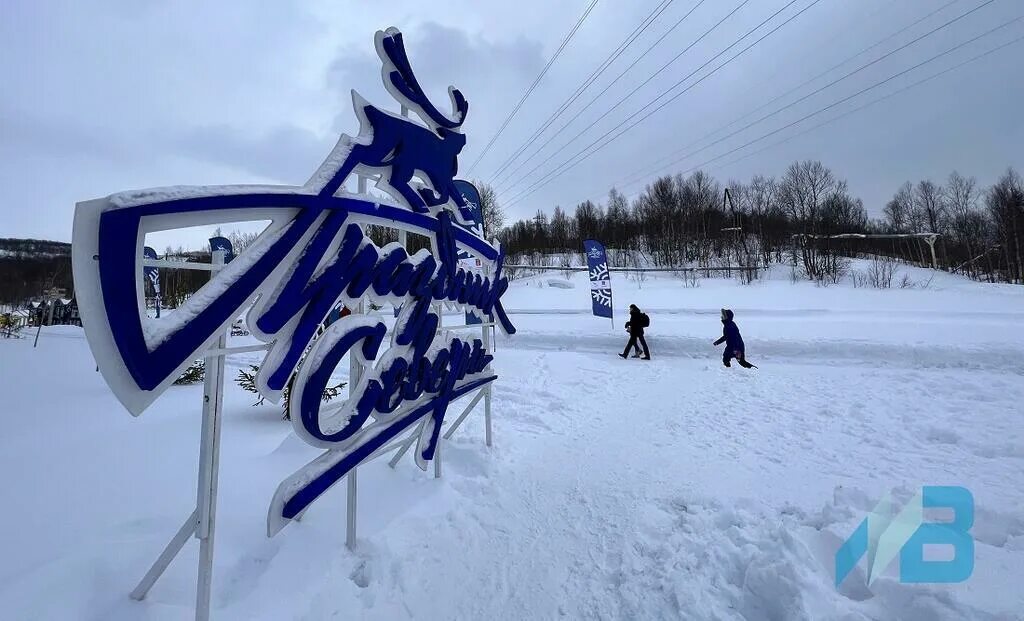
[{"left": 714, "top": 309, "right": 756, "bottom": 368}]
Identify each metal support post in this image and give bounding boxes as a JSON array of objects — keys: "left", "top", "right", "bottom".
[
  {"left": 194, "top": 250, "right": 227, "bottom": 621},
  {"left": 128, "top": 250, "right": 228, "bottom": 621},
  {"left": 442, "top": 389, "right": 486, "bottom": 440},
  {"left": 482, "top": 294, "right": 493, "bottom": 448},
  {"left": 346, "top": 252, "right": 365, "bottom": 549},
  {"left": 346, "top": 469, "right": 357, "bottom": 550},
  {"left": 434, "top": 438, "right": 442, "bottom": 479}
]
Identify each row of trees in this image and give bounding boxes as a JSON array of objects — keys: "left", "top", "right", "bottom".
[
  {"left": 0, "top": 239, "right": 73, "bottom": 306},
  {"left": 498, "top": 161, "right": 1024, "bottom": 284},
  {"left": 3, "top": 165, "right": 1019, "bottom": 311},
  {"left": 151, "top": 191, "right": 510, "bottom": 309}
]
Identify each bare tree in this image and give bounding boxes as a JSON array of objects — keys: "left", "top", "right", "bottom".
[
  {"left": 884, "top": 182, "right": 914, "bottom": 232},
  {"left": 474, "top": 182, "right": 505, "bottom": 239},
  {"left": 778, "top": 160, "right": 839, "bottom": 231},
  {"left": 914, "top": 180, "right": 947, "bottom": 234},
  {"left": 778, "top": 161, "right": 855, "bottom": 281},
  {"left": 987, "top": 168, "right": 1024, "bottom": 283},
  {"left": 548, "top": 206, "right": 570, "bottom": 252},
  {"left": 494, "top": 160, "right": 1022, "bottom": 285},
  {"left": 944, "top": 172, "right": 981, "bottom": 276}
]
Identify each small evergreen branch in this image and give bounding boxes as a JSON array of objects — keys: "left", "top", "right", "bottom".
[{"left": 173, "top": 360, "right": 206, "bottom": 385}]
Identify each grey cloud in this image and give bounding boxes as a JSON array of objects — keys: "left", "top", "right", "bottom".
[
  {"left": 1, "top": 0, "right": 1021, "bottom": 242},
  {"left": 326, "top": 21, "right": 545, "bottom": 153},
  {"left": 171, "top": 123, "right": 331, "bottom": 185}
]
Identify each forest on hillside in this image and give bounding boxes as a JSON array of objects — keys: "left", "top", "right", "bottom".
[
  {"left": 497, "top": 161, "right": 1024, "bottom": 285},
  {"left": 3, "top": 162, "right": 1021, "bottom": 309},
  {"left": 0, "top": 239, "right": 73, "bottom": 305}
]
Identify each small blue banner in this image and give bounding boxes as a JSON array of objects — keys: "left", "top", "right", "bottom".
[
  {"left": 454, "top": 179, "right": 484, "bottom": 325},
  {"left": 209, "top": 236, "right": 235, "bottom": 263},
  {"left": 143, "top": 246, "right": 161, "bottom": 318},
  {"left": 583, "top": 239, "right": 613, "bottom": 320}
]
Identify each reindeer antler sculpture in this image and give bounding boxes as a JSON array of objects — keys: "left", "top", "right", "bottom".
[
  {"left": 318, "top": 28, "right": 473, "bottom": 221},
  {"left": 379, "top": 28, "right": 468, "bottom": 130}
]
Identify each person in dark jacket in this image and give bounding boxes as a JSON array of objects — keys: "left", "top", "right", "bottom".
[
  {"left": 619, "top": 304, "right": 651, "bottom": 360},
  {"left": 714, "top": 308, "right": 755, "bottom": 368}
]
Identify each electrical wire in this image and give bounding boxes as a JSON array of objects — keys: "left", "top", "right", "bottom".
[
  {"left": 504, "top": 0, "right": 825, "bottom": 207},
  {"left": 703, "top": 33, "right": 1024, "bottom": 181},
  {"left": 617, "top": 17, "right": 1024, "bottom": 202},
  {"left": 464, "top": 0, "right": 600, "bottom": 176},
  {"left": 491, "top": 0, "right": 713, "bottom": 187},
  {"left": 496, "top": 0, "right": 748, "bottom": 192},
  {"left": 618, "top": 0, "right": 999, "bottom": 187},
  {"left": 485, "top": 0, "right": 676, "bottom": 184},
  {"left": 622, "top": 0, "right": 962, "bottom": 183}
]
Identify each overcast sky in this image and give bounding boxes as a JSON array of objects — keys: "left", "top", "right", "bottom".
[{"left": 2, "top": 0, "right": 1022, "bottom": 248}]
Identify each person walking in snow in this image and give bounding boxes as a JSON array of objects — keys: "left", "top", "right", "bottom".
[
  {"left": 619, "top": 304, "right": 651, "bottom": 360},
  {"left": 714, "top": 308, "right": 756, "bottom": 368}
]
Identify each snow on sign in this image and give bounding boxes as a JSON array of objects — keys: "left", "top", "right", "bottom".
[{"left": 72, "top": 26, "right": 514, "bottom": 619}]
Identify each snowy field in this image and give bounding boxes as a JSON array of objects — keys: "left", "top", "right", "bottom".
[{"left": 2, "top": 262, "right": 1023, "bottom": 620}]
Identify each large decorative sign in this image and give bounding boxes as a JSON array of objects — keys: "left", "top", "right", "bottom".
[
  {"left": 583, "top": 239, "right": 613, "bottom": 321},
  {"left": 72, "top": 26, "right": 514, "bottom": 618}
]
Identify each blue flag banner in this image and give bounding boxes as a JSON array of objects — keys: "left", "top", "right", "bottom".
[
  {"left": 143, "top": 246, "right": 161, "bottom": 318},
  {"left": 209, "top": 236, "right": 235, "bottom": 263},
  {"left": 454, "top": 179, "right": 485, "bottom": 325},
  {"left": 583, "top": 239, "right": 613, "bottom": 321}
]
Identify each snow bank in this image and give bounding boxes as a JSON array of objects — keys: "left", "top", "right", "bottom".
[{"left": 2, "top": 271, "right": 1022, "bottom": 619}]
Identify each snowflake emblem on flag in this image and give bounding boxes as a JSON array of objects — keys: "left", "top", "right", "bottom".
[
  {"left": 589, "top": 262, "right": 609, "bottom": 282},
  {"left": 591, "top": 288, "right": 612, "bottom": 307}
]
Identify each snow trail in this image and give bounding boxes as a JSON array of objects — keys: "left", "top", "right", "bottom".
[{"left": 2, "top": 266, "right": 1023, "bottom": 619}]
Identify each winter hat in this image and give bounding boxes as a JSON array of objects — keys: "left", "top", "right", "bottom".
[{"left": 720, "top": 308, "right": 734, "bottom": 321}]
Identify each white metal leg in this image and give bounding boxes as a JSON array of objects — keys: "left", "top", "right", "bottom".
[
  {"left": 346, "top": 470, "right": 357, "bottom": 550},
  {"left": 434, "top": 439, "right": 442, "bottom": 479},
  {"left": 344, "top": 292, "right": 365, "bottom": 550},
  {"left": 194, "top": 259, "right": 227, "bottom": 621},
  {"left": 389, "top": 419, "right": 425, "bottom": 468},
  {"left": 129, "top": 251, "right": 227, "bottom": 621},
  {"left": 484, "top": 385, "right": 493, "bottom": 448},
  {"left": 443, "top": 388, "right": 485, "bottom": 440},
  {"left": 482, "top": 316, "right": 493, "bottom": 448},
  {"left": 196, "top": 526, "right": 217, "bottom": 621},
  {"left": 130, "top": 508, "right": 199, "bottom": 601}
]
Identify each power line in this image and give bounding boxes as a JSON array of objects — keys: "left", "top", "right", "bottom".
[
  {"left": 485, "top": 0, "right": 676, "bottom": 185},
  {"left": 464, "top": 0, "right": 600, "bottom": 176},
  {"left": 701, "top": 33, "right": 1024, "bottom": 184},
  {"left": 507, "top": 0, "right": 1001, "bottom": 208},
  {"left": 615, "top": 0, "right": 999, "bottom": 189},
  {"left": 626, "top": 16, "right": 1024, "bottom": 197},
  {"left": 504, "top": 0, "right": 825, "bottom": 208},
  {"left": 621, "top": 0, "right": 961, "bottom": 184},
  {"left": 496, "top": 0, "right": 748, "bottom": 193},
  {"left": 490, "top": 0, "right": 713, "bottom": 188}
]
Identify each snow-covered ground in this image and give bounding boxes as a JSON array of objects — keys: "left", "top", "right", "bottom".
[{"left": 2, "top": 261, "right": 1023, "bottom": 620}]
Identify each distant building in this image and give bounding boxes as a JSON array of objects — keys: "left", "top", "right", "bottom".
[{"left": 26, "top": 297, "right": 81, "bottom": 326}]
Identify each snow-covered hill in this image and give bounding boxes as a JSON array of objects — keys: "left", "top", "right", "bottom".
[{"left": 1, "top": 265, "right": 1022, "bottom": 619}]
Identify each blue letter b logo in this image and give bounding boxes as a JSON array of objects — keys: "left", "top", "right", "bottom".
[{"left": 900, "top": 486, "right": 974, "bottom": 583}]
